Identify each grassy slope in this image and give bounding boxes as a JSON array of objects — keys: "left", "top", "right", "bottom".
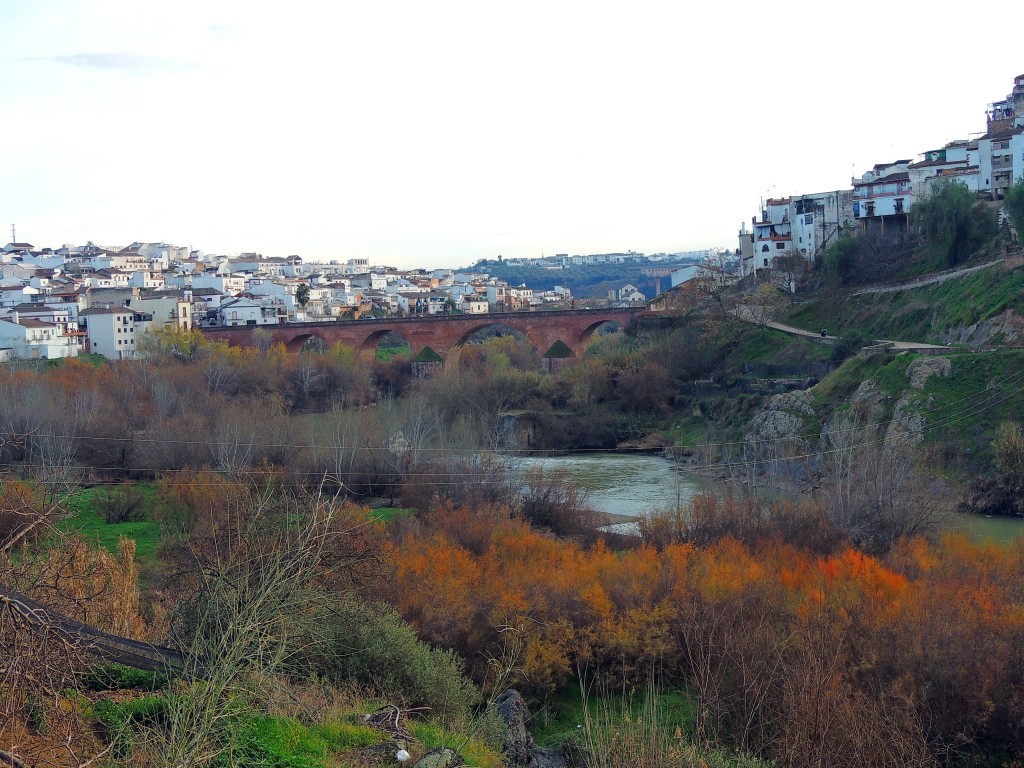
[
  {"left": 787, "top": 263, "right": 1024, "bottom": 345},
  {"left": 806, "top": 349, "right": 1024, "bottom": 476},
  {"left": 61, "top": 484, "right": 163, "bottom": 565}
]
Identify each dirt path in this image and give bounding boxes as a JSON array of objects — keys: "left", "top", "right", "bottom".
[
  {"left": 731, "top": 306, "right": 949, "bottom": 351},
  {"left": 851, "top": 259, "right": 1003, "bottom": 296}
]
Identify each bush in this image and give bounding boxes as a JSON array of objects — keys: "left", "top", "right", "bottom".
[
  {"left": 96, "top": 485, "right": 148, "bottom": 524},
  {"left": 1005, "top": 178, "right": 1024, "bottom": 239},
  {"left": 830, "top": 333, "right": 869, "bottom": 365},
  {"left": 821, "top": 235, "right": 860, "bottom": 284},
  {"left": 318, "top": 598, "right": 479, "bottom": 719},
  {"left": 92, "top": 695, "right": 170, "bottom": 759},
  {"left": 81, "top": 662, "right": 166, "bottom": 691}
]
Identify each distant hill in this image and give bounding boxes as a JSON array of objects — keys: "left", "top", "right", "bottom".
[{"left": 466, "top": 258, "right": 700, "bottom": 299}]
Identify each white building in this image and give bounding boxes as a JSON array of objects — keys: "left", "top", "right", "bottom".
[
  {"left": 79, "top": 306, "right": 154, "bottom": 360},
  {"left": 618, "top": 284, "right": 646, "bottom": 302},
  {"left": 751, "top": 198, "right": 794, "bottom": 271},
  {"left": 459, "top": 295, "right": 490, "bottom": 314},
  {"left": 208, "top": 297, "right": 287, "bottom": 327},
  {"left": 788, "top": 190, "right": 854, "bottom": 262},
  {"left": 851, "top": 161, "right": 913, "bottom": 237},
  {"left": 908, "top": 141, "right": 981, "bottom": 199},
  {"left": 0, "top": 316, "right": 78, "bottom": 359},
  {"left": 192, "top": 273, "right": 246, "bottom": 295}
]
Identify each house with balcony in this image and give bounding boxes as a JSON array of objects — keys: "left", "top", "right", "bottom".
[
  {"left": 908, "top": 141, "right": 981, "bottom": 199},
  {"left": 852, "top": 161, "right": 913, "bottom": 237},
  {"left": 978, "top": 127, "right": 1024, "bottom": 200},
  {"left": 750, "top": 198, "right": 794, "bottom": 272},
  {"left": 0, "top": 315, "right": 78, "bottom": 359},
  {"left": 209, "top": 297, "right": 288, "bottom": 327},
  {"left": 4, "top": 303, "right": 83, "bottom": 348}
]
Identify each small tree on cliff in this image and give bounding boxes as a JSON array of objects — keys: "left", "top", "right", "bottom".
[
  {"left": 1005, "top": 178, "right": 1024, "bottom": 242},
  {"left": 910, "top": 179, "right": 997, "bottom": 265}
]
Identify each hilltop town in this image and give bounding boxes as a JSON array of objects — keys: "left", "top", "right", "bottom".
[{"left": 738, "top": 74, "right": 1024, "bottom": 276}]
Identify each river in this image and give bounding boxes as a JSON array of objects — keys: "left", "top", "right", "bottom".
[{"left": 507, "top": 452, "right": 1024, "bottom": 543}]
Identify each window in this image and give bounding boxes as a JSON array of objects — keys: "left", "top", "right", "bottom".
[
  {"left": 776, "top": 242, "right": 785, "bottom": 249},
  {"left": 761, "top": 245, "right": 770, "bottom": 253},
  {"left": 763, "top": 258, "right": 769, "bottom": 267},
  {"left": 804, "top": 214, "right": 812, "bottom": 224}
]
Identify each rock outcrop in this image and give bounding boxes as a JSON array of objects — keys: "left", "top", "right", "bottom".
[
  {"left": 746, "top": 391, "right": 815, "bottom": 444},
  {"left": 496, "top": 689, "right": 534, "bottom": 766},
  {"left": 413, "top": 747, "right": 464, "bottom": 768},
  {"left": 495, "top": 689, "right": 568, "bottom": 767}
]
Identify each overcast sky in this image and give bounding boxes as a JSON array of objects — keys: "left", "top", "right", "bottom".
[{"left": 2, "top": 1, "right": 1022, "bottom": 268}]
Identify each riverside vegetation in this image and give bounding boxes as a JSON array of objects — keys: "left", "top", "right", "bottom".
[{"left": 4, "top": 204, "right": 1024, "bottom": 766}]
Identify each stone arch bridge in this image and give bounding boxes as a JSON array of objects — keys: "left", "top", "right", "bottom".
[{"left": 201, "top": 308, "right": 646, "bottom": 365}]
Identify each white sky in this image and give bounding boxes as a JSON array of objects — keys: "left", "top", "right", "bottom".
[{"left": 2, "top": 0, "right": 1023, "bottom": 269}]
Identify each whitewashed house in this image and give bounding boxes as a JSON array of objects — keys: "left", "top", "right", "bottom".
[
  {"left": 0, "top": 315, "right": 78, "bottom": 359},
  {"left": 752, "top": 198, "right": 794, "bottom": 270},
  {"left": 79, "top": 306, "right": 154, "bottom": 359}
]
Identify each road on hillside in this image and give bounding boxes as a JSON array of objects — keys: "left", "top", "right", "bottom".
[
  {"left": 851, "top": 259, "right": 1003, "bottom": 296},
  {"left": 730, "top": 306, "right": 949, "bottom": 351}
]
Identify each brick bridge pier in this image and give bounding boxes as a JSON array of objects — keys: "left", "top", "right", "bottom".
[{"left": 201, "top": 308, "right": 646, "bottom": 366}]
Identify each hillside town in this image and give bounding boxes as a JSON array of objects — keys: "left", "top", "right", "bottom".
[
  {"left": 0, "top": 239, "right": 687, "bottom": 362},
  {"left": 740, "top": 74, "right": 1024, "bottom": 275}
]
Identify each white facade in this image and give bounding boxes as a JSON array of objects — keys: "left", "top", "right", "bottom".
[
  {"left": 460, "top": 296, "right": 489, "bottom": 314},
  {"left": 852, "top": 161, "right": 912, "bottom": 236},
  {"left": 212, "top": 297, "right": 287, "bottom": 327},
  {"left": 752, "top": 198, "right": 793, "bottom": 270},
  {"left": 0, "top": 317, "right": 78, "bottom": 359},
  {"left": 978, "top": 130, "right": 1021, "bottom": 201},
  {"left": 788, "top": 190, "right": 854, "bottom": 262},
  {"left": 80, "top": 307, "right": 154, "bottom": 360},
  {"left": 192, "top": 273, "right": 246, "bottom": 294}
]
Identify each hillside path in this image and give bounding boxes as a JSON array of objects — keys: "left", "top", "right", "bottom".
[
  {"left": 730, "top": 305, "right": 949, "bottom": 351},
  {"left": 851, "top": 259, "right": 1003, "bottom": 296}
]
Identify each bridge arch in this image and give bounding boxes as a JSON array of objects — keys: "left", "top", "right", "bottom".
[
  {"left": 446, "top": 320, "right": 535, "bottom": 368},
  {"left": 357, "top": 328, "right": 413, "bottom": 360},
  {"left": 578, "top": 318, "right": 623, "bottom": 347},
  {"left": 285, "top": 332, "right": 327, "bottom": 353}
]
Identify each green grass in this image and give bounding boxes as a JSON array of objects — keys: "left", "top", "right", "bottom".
[
  {"left": 81, "top": 663, "right": 167, "bottom": 692},
  {"left": 376, "top": 344, "right": 411, "bottom": 362},
  {"left": 60, "top": 484, "right": 162, "bottom": 565},
  {"left": 369, "top": 506, "right": 416, "bottom": 523},
  {"left": 530, "top": 684, "right": 695, "bottom": 750},
  {"left": 727, "top": 326, "right": 831, "bottom": 367},
  {"left": 408, "top": 720, "right": 504, "bottom": 768},
  {"left": 226, "top": 715, "right": 387, "bottom": 768},
  {"left": 789, "top": 263, "right": 1024, "bottom": 345}
]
